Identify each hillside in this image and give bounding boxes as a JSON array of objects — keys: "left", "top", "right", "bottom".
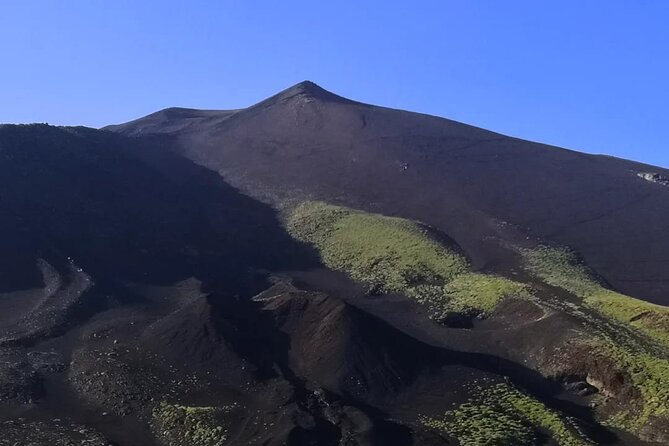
[
  {"left": 109, "top": 81, "right": 669, "bottom": 307},
  {"left": 0, "top": 82, "right": 666, "bottom": 445}
]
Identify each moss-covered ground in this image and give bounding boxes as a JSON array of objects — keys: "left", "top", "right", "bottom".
[
  {"left": 287, "top": 202, "right": 669, "bottom": 439},
  {"left": 588, "top": 339, "right": 669, "bottom": 432},
  {"left": 152, "top": 402, "right": 235, "bottom": 446},
  {"left": 420, "top": 382, "right": 590, "bottom": 446},
  {"left": 522, "top": 245, "right": 669, "bottom": 434},
  {"left": 287, "top": 201, "right": 531, "bottom": 320},
  {"left": 523, "top": 246, "right": 669, "bottom": 348}
]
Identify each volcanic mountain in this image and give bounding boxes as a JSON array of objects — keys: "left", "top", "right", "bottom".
[{"left": 0, "top": 82, "right": 667, "bottom": 445}]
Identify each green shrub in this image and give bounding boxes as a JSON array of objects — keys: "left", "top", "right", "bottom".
[
  {"left": 421, "top": 402, "right": 535, "bottom": 446},
  {"left": 152, "top": 402, "right": 235, "bottom": 446},
  {"left": 420, "top": 383, "right": 589, "bottom": 446}
]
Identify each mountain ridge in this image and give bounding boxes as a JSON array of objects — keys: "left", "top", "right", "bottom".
[{"left": 104, "top": 81, "right": 667, "bottom": 170}]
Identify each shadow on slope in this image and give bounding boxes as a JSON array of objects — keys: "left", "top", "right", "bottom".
[{"left": 0, "top": 124, "right": 318, "bottom": 296}]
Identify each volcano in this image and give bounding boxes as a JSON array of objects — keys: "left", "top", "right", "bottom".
[{"left": 0, "top": 82, "right": 667, "bottom": 445}]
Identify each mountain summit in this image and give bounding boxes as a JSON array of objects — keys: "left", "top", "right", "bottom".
[{"left": 274, "top": 80, "right": 346, "bottom": 101}]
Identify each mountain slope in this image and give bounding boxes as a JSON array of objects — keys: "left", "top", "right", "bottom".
[{"left": 108, "top": 81, "right": 669, "bottom": 306}]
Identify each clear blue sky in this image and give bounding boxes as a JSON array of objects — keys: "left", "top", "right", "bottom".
[{"left": 1, "top": 1, "right": 667, "bottom": 167}]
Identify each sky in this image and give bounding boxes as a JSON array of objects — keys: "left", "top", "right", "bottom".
[{"left": 1, "top": 1, "right": 667, "bottom": 167}]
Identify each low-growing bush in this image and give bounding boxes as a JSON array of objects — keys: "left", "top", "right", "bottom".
[
  {"left": 152, "top": 402, "right": 235, "bottom": 446},
  {"left": 420, "top": 383, "right": 589, "bottom": 446}
]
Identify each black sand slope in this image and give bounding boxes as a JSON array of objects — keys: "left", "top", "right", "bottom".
[
  {"left": 0, "top": 83, "right": 666, "bottom": 445},
  {"left": 109, "top": 81, "right": 669, "bottom": 306}
]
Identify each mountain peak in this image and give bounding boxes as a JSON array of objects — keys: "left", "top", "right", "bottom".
[
  {"left": 272, "top": 80, "right": 353, "bottom": 104},
  {"left": 290, "top": 80, "right": 327, "bottom": 94}
]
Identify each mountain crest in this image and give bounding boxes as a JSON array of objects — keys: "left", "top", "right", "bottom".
[
  {"left": 272, "top": 80, "right": 353, "bottom": 105},
  {"left": 288, "top": 80, "right": 329, "bottom": 95}
]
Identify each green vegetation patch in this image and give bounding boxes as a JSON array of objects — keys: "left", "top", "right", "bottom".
[
  {"left": 152, "top": 402, "right": 235, "bottom": 446},
  {"left": 420, "top": 383, "right": 589, "bottom": 446},
  {"left": 582, "top": 338, "right": 669, "bottom": 432},
  {"left": 404, "top": 273, "right": 531, "bottom": 320},
  {"left": 522, "top": 245, "right": 669, "bottom": 348},
  {"left": 522, "top": 246, "right": 600, "bottom": 297},
  {"left": 587, "top": 290, "right": 669, "bottom": 347},
  {"left": 288, "top": 201, "right": 530, "bottom": 319},
  {"left": 442, "top": 273, "right": 532, "bottom": 315},
  {"left": 288, "top": 201, "right": 468, "bottom": 291},
  {"left": 523, "top": 245, "right": 669, "bottom": 433},
  {"left": 422, "top": 401, "right": 535, "bottom": 446}
]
